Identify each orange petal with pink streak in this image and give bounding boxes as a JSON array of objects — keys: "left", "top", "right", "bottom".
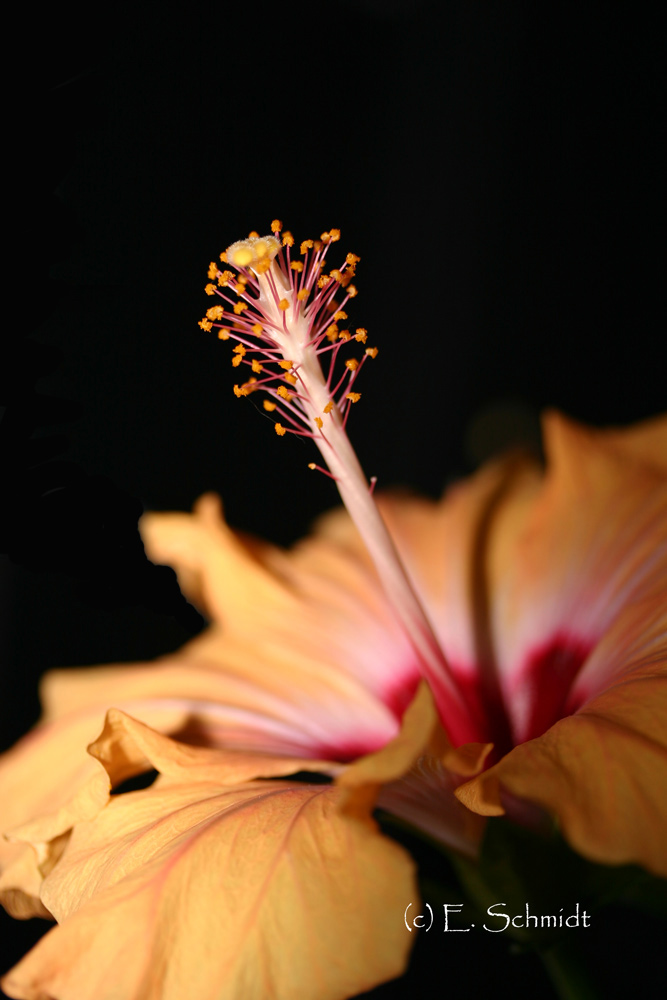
[
  {"left": 141, "top": 493, "right": 420, "bottom": 716},
  {"left": 0, "top": 693, "right": 192, "bottom": 918},
  {"left": 1, "top": 649, "right": 367, "bottom": 920},
  {"left": 457, "top": 591, "right": 667, "bottom": 876},
  {"left": 486, "top": 411, "right": 667, "bottom": 743},
  {"left": 2, "top": 712, "right": 416, "bottom": 1000}
]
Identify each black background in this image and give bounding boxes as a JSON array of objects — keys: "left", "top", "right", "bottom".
[{"left": 2, "top": 2, "right": 665, "bottom": 996}]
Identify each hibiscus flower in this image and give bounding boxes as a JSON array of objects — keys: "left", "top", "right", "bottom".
[{"left": 1, "top": 225, "right": 665, "bottom": 1000}]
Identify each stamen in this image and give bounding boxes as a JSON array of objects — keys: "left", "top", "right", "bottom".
[{"left": 203, "top": 224, "right": 478, "bottom": 745}]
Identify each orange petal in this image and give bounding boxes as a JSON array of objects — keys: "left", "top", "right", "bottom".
[
  {"left": 597, "top": 411, "right": 667, "bottom": 472},
  {"left": 336, "top": 683, "right": 489, "bottom": 857},
  {"left": 2, "top": 718, "right": 416, "bottom": 1000},
  {"left": 41, "top": 644, "right": 399, "bottom": 760},
  {"left": 457, "top": 592, "right": 667, "bottom": 876},
  {"left": 141, "top": 493, "right": 422, "bottom": 724},
  {"left": 139, "top": 492, "right": 291, "bottom": 626},
  {"left": 1, "top": 549, "right": 424, "bottom": 918},
  {"left": 379, "top": 756, "right": 488, "bottom": 856},
  {"left": 88, "top": 706, "right": 339, "bottom": 787},
  {"left": 1, "top": 655, "right": 343, "bottom": 919},
  {"left": 0, "top": 695, "right": 192, "bottom": 918},
  {"left": 337, "top": 680, "right": 440, "bottom": 817},
  {"left": 484, "top": 411, "right": 667, "bottom": 743}
]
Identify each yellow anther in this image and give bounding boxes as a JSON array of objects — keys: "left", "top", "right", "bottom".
[
  {"left": 208, "top": 262, "right": 219, "bottom": 279},
  {"left": 231, "top": 246, "right": 253, "bottom": 267},
  {"left": 313, "top": 240, "right": 322, "bottom": 252},
  {"left": 271, "top": 219, "right": 283, "bottom": 233},
  {"left": 345, "top": 358, "right": 359, "bottom": 371},
  {"left": 248, "top": 230, "right": 259, "bottom": 238},
  {"left": 329, "top": 269, "right": 343, "bottom": 283},
  {"left": 284, "top": 373, "right": 297, "bottom": 385},
  {"left": 277, "top": 385, "right": 293, "bottom": 401},
  {"left": 346, "top": 252, "right": 360, "bottom": 265},
  {"left": 218, "top": 330, "right": 229, "bottom": 340},
  {"left": 314, "top": 417, "right": 323, "bottom": 429},
  {"left": 365, "top": 346, "right": 378, "bottom": 358},
  {"left": 205, "top": 283, "right": 217, "bottom": 295},
  {"left": 218, "top": 270, "right": 234, "bottom": 286},
  {"left": 278, "top": 298, "right": 289, "bottom": 311},
  {"left": 279, "top": 360, "right": 294, "bottom": 370},
  {"left": 233, "top": 301, "right": 248, "bottom": 315},
  {"left": 253, "top": 239, "right": 272, "bottom": 259},
  {"left": 251, "top": 359, "right": 263, "bottom": 373},
  {"left": 323, "top": 401, "right": 334, "bottom": 414},
  {"left": 347, "top": 284, "right": 358, "bottom": 297},
  {"left": 355, "top": 328, "right": 367, "bottom": 342},
  {"left": 232, "top": 354, "right": 243, "bottom": 367},
  {"left": 233, "top": 344, "right": 246, "bottom": 355},
  {"left": 308, "top": 462, "right": 317, "bottom": 469},
  {"left": 263, "top": 400, "right": 277, "bottom": 411},
  {"left": 219, "top": 251, "right": 228, "bottom": 263},
  {"left": 233, "top": 384, "right": 244, "bottom": 397},
  {"left": 206, "top": 305, "right": 224, "bottom": 320},
  {"left": 297, "top": 288, "right": 309, "bottom": 301},
  {"left": 329, "top": 229, "right": 341, "bottom": 242},
  {"left": 300, "top": 239, "right": 314, "bottom": 254},
  {"left": 327, "top": 324, "right": 339, "bottom": 339},
  {"left": 226, "top": 235, "right": 280, "bottom": 271},
  {"left": 252, "top": 323, "right": 263, "bottom": 335},
  {"left": 275, "top": 423, "right": 287, "bottom": 436},
  {"left": 317, "top": 275, "right": 331, "bottom": 289},
  {"left": 290, "top": 261, "right": 304, "bottom": 272},
  {"left": 339, "top": 329, "right": 351, "bottom": 341},
  {"left": 198, "top": 319, "right": 213, "bottom": 332},
  {"left": 334, "top": 310, "right": 348, "bottom": 321},
  {"left": 346, "top": 392, "right": 361, "bottom": 403},
  {"left": 282, "top": 231, "right": 294, "bottom": 246}
]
